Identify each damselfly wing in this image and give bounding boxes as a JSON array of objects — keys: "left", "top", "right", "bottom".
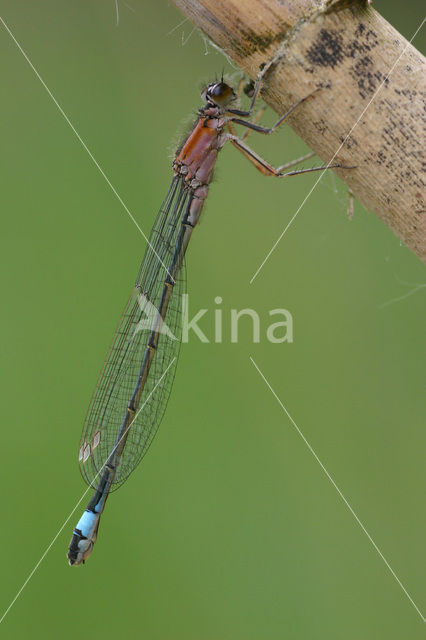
[{"left": 78, "top": 176, "right": 188, "bottom": 490}]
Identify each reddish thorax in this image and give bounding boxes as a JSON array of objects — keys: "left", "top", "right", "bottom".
[{"left": 173, "top": 107, "right": 227, "bottom": 226}]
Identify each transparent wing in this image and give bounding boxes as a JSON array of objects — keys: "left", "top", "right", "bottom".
[{"left": 78, "top": 176, "right": 190, "bottom": 490}]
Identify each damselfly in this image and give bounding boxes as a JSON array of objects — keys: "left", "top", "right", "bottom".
[{"left": 67, "top": 68, "right": 353, "bottom": 565}]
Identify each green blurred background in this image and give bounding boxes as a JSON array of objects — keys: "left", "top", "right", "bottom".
[{"left": 0, "top": 2, "right": 424, "bottom": 638}]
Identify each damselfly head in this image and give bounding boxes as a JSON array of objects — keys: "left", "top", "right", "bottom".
[{"left": 202, "top": 81, "right": 236, "bottom": 107}]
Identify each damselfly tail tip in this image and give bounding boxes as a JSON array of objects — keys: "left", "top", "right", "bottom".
[
  {"left": 67, "top": 535, "right": 94, "bottom": 566},
  {"left": 67, "top": 554, "right": 76, "bottom": 567},
  {"left": 67, "top": 514, "right": 98, "bottom": 566}
]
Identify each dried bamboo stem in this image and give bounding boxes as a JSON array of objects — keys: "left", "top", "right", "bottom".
[{"left": 171, "top": 0, "right": 426, "bottom": 261}]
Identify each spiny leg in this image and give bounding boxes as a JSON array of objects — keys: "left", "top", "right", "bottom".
[
  {"left": 228, "top": 59, "right": 320, "bottom": 143},
  {"left": 228, "top": 90, "right": 319, "bottom": 137},
  {"left": 226, "top": 59, "right": 276, "bottom": 118},
  {"left": 228, "top": 105, "right": 268, "bottom": 142},
  {"left": 227, "top": 66, "right": 354, "bottom": 175},
  {"left": 277, "top": 152, "right": 316, "bottom": 172},
  {"left": 241, "top": 105, "right": 267, "bottom": 141},
  {"left": 227, "top": 75, "right": 318, "bottom": 166},
  {"left": 227, "top": 134, "right": 354, "bottom": 177},
  {"left": 232, "top": 74, "right": 269, "bottom": 141}
]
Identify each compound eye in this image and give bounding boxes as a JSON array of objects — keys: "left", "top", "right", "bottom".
[
  {"left": 207, "top": 82, "right": 235, "bottom": 105},
  {"left": 210, "top": 82, "right": 226, "bottom": 98}
]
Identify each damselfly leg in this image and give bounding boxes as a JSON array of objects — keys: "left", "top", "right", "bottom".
[
  {"left": 234, "top": 76, "right": 268, "bottom": 142},
  {"left": 227, "top": 133, "right": 353, "bottom": 177},
  {"left": 227, "top": 68, "right": 355, "bottom": 177}
]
